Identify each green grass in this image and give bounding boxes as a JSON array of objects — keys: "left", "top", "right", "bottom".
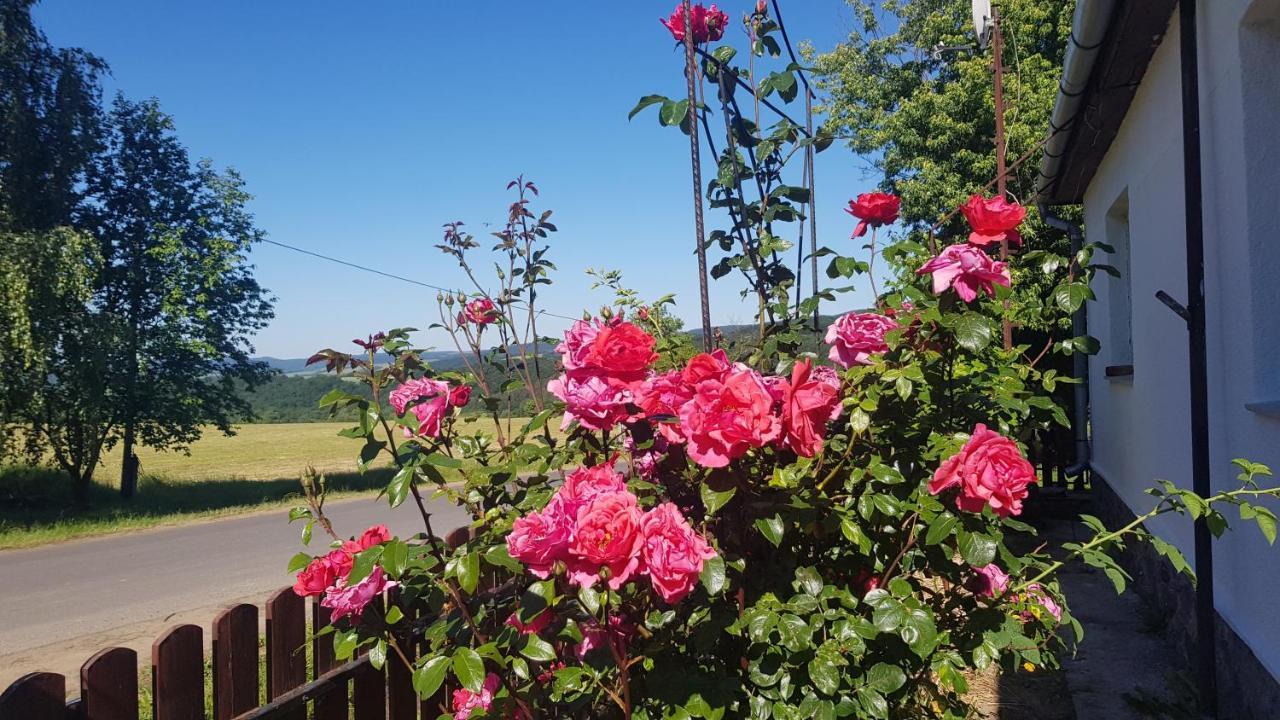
[{"left": 0, "top": 420, "right": 529, "bottom": 550}]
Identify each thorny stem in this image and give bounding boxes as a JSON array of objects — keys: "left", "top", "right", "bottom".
[
  {"left": 880, "top": 512, "right": 920, "bottom": 583},
  {"left": 867, "top": 226, "right": 881, "bottom": 305}
]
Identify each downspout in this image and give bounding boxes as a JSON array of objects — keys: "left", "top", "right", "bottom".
[
  {"left": 1176, "top": 0, "right": 1218, "bottom": 715},
  {"left": 1040, "top": 205, "right": 1090, "bottom": 477}
]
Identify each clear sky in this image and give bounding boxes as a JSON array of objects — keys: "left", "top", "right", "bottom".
[{"left": 34, "top": 1, "right": 882, "bottom": 359}]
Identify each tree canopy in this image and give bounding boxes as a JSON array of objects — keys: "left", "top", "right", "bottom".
[{"left": 0, "top": 0, "right": 274, "bottom": 503}]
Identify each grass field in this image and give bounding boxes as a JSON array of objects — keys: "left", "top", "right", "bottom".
[{"left": 0, "top": 419, "right": 536, "bottom": 550}]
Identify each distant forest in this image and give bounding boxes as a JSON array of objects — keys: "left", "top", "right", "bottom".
[
  {"left": 241, "top": 320, "right": 839, "bottom": 424},
  {"left": 239, "top": 358, "right": 558, "bottom": 423}
]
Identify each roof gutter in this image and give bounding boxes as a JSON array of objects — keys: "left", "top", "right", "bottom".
[{"left": 1035, "top": 0, "right": 1118, "bottom": 202}]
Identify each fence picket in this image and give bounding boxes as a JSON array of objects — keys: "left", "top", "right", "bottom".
[
  {"left": 152, "top": 624, "right": 204, "bottom": 720},
  {"left": 0, "top": 671, "right": 66, "bottom": 720},
  {"left": 81, "top": 647, "right": 138, "bottom": 720},
  {"left": 212, "top": 603, "right": 259, "bottom": 720},
  {"left": 266, "top": 588, "right": 307, "bottom": 720},
  {"left": 351, "top": 659, "right": 385, "bottom": 720},
  {"left": 311, "top": 598, "right": 347, "bottom": 720}
]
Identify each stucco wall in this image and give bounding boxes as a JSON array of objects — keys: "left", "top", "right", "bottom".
[{"left": 1082, "top": 0, "right": 1280, "bottom": 679}]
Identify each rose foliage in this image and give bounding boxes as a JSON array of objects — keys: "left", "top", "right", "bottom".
[{"left": 286, "top": 4, "right": 1280, "bottom": 719}]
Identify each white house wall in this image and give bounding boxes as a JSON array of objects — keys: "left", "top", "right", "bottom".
[{"left": 1082, "top": 0, "right": 1280, "bottom": 678}]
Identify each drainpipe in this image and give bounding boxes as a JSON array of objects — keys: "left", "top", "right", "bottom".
[
  {"left": 1154, "top": 0, "right": 1218, "bottom": 715},
  {"left": 1040, "top": 205, "right": 1090, "bottom": 477}
]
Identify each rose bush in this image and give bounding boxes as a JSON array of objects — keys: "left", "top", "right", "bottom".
[{"left": 286, "top": 4, "right": 1280, "bottom": 718}]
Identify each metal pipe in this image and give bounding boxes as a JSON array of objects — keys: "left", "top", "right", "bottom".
[
  {"left": 681, "top": 0, "right": 713, "bottom": 352},
  {"left": 1177, "top": 0, "right": 1217, "bottom": 715},
  {"left": 1039, "top": 204, "right": 1090, "bottom": 477}
]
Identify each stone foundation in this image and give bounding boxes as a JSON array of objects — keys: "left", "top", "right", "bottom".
[{"left": 1088, "top": 473, "right": 1280, "bottom": 719}]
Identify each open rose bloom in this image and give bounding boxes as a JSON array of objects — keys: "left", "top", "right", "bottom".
[
  {"left": 916, "top": 243, "right": 1012, "bottom": 302},
  {"left": 659, "top": 2, "right": 728, "bottom": 44},
  {"left": 960, "top": 194, "right": 1027, "bottom": 247},
  {"left": 845, "top": 192, "right": 901, "bottom": 238}
]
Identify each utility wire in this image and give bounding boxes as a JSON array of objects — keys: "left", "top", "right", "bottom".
[{"left": 259, "top": 237, "right": 580, "bottom": 322}]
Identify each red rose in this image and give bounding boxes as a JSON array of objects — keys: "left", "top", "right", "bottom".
[
  {"left": 780, "top": 359, "right": 843, "bottom": 458},
  {"left": 583, "top": 321, "right": 658, "bottom": 378},
  {"left": 680, "top": 349, "right": 732, "bottom": 386},
  {"left": 660, "top": 3, "right": 728, "bottom": 44},
  {"left": 960, "top": 194, "right": 1026, "bottom": 247},
  {"left": 929, "top": 423, "right": 1037, "bottom": 517},
  {"left": 448, "top": 384, "right": 472, "bottom": 408},
  {"left": 679, "top": 365, "right": 782, "bottom": 468},
  {"left": 635, "top": 370, "right": 696, "bottom": 443},
  {"left": 845, "top": 192, "right": 901, "bottom": 238}
]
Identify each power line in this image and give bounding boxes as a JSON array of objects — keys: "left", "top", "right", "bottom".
[{"left": 259, "top": 237, "right": 580, "bottom": 321}]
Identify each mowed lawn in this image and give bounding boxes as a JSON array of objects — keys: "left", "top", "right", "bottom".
[{"left": 0, "top": 419, "right": 536, "bottom": 549}]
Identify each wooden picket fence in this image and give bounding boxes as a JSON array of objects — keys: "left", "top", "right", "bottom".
[{"left": 0, "top": 587, "right": 446, "bottom": 720}]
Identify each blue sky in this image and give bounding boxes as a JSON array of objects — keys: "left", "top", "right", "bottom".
[{"left": 34, "top": 1, "right": 881, "bottom": 358}]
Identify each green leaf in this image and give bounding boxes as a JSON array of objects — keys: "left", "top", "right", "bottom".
[
  {"left": 451, "top": 647, "right": 485, "bottom": 693},
  {"left": 701, "top": 483, "right": 737, "bottom": 517},
  {"left": 1053, "top": 282, "right": 1094, "bottom": 313},
  {"left": 484, "top": 544, "right": 523, "bottom": 572},
  {"left": 701, "top": 554, "right": 727, "bottom": 596},
  {"left": 660, "top": 99, "right": 690, "bottom": 127},
  {"left": 865, "top": 662, "right": 906, "bottom": 694},
  {"left": 423, "top": 452, "right": 463, "bottom": 469},
  {"left": 856, "top": 687, "right": 889, "bottom": 719},
  {"left": 387, "top": 465, "right": 413, "bottom": 508},
  {"left": 413, "top": 655, "right": 450, "bottom": 698},
  {"left": 924, "top": 513, "right": 958, "bottom": 545},
  {"left": 369, "top": 640, "right": 387, "bottom": 670},
  {"left": 755, "top": 515, "right": 785, "bottom": 547},
  {"left": 456, "top": 551, "right": 480, "bottom": 594},
  {"left": 287, "top": 552, "right": 312, "bottom": 573},
  {"left": 577, "top": 584, "right": 601, "bottom": 615},
  {"left": 872, "top": 599, "right": 907, "bottom": 632},
  {"left": 953, "top": 312, "right": 995, "bottom": 353},
  {"left": 795, "top": 566, "right": 823, "bottom": 596},
  {"left": 629, "top": 94, "right": 667, "bottom": 120},
  {"left": 808, "top": 653, "right": 841, "bottom": 696},
  {"left": 520, "top": 634, "right": 557, "bottom": 662},
  {"left": 1254, "top": 506, "right": 1277, "bottom": 545},
  {"left": 958, "top": 530, "right": 998, "bottom": 567}
]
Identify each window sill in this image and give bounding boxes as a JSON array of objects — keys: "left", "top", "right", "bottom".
[
  {"left": 1245, "top": 401, "right": 1280, "bottom": 419},
  {"left": 1105, "top": 365, "right": 1134, "bottom": 383}
]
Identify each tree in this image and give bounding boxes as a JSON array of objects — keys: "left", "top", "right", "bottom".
[
  {"left": 64, "top": 95, "right": 275, "bottom": 499},
  {"left": 811, "top": 0, "right": 1078, "bottom": 332},
  {"left": 0, "top": 0, "right": 106, "bottom": 463}
]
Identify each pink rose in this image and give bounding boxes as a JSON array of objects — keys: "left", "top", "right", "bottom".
[
  {"left": 547, "top": 372, "right": 636, "bottom": 431},
  {"left": 341, "top": 524, "right": 391, "bottom": 555},
  {"left": 576, "top": 614, "right": 634, "bottom": 661},
  {"left": 555, "top": 463, "right": 628, "bottom": 516},
  {"left": 780, "top": 359, "right": 843, "bottom": 458},
  {"left": 321, "top": 566, "right": 396, "bottom": 623},
  {"left": 960, "top": 194, "right": 1026, "bottom": 248},
  {"left": 555, "top": 318, "right": 602, "bottom": 374},
  {"left": 389, "top": 377, "right": 452, "bottom": 437},
  {"left": 507, "top": 498, "right": 574, "bottom": 579},
  {"left": 825, "top": 312, "right": 898, "bottom": 368},
  {"left": 1022, "top": 584, "right": 1063, "bottom": 622},
  {"left": 916, "top": 244, "right": 1012, "bottom": 303},
  {"left": 505, "top": 609, "right": 552, "bottom": 635},
  {"left": 660, "top": 3, "right": 728, "bottom": 44},
  {"left": 568, "top": 491, "right": 644, "bottom": 590},
  {"left": 971, "top": 564, "right": 1010, "bottom": 598},
  {"left": 635, "top": 370, "right": 696, "bottom": 443},
  {"left": 929, "top": 423, "right": 1037, "bottom": 517},
  {"left": 679, "top": 366, "right": 783, "bottom": 468},
  {"left": 640, "top": 503, "right": 717, "bottom": 604},
  {"left": 462, "top": 297, "right": 499, "bottom": 325},
  {"left": 452, "top": 672, "right": 501, "bottom": 720}
]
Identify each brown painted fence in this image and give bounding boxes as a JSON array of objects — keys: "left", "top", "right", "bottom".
[{"left": 0, "top": 587, "right": 446, "bottom": 720}]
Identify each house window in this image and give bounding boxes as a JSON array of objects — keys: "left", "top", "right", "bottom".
[
  {"left": 1104, "top": 191, "right": 1134, "bottom": 370},
  {"left": 1242, "top": 4, "right": 1280, "bottom": 403}
]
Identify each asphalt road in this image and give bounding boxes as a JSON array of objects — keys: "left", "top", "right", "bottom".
[{"left": 0, "top": 494, "right": 470, "bottom": 688}]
